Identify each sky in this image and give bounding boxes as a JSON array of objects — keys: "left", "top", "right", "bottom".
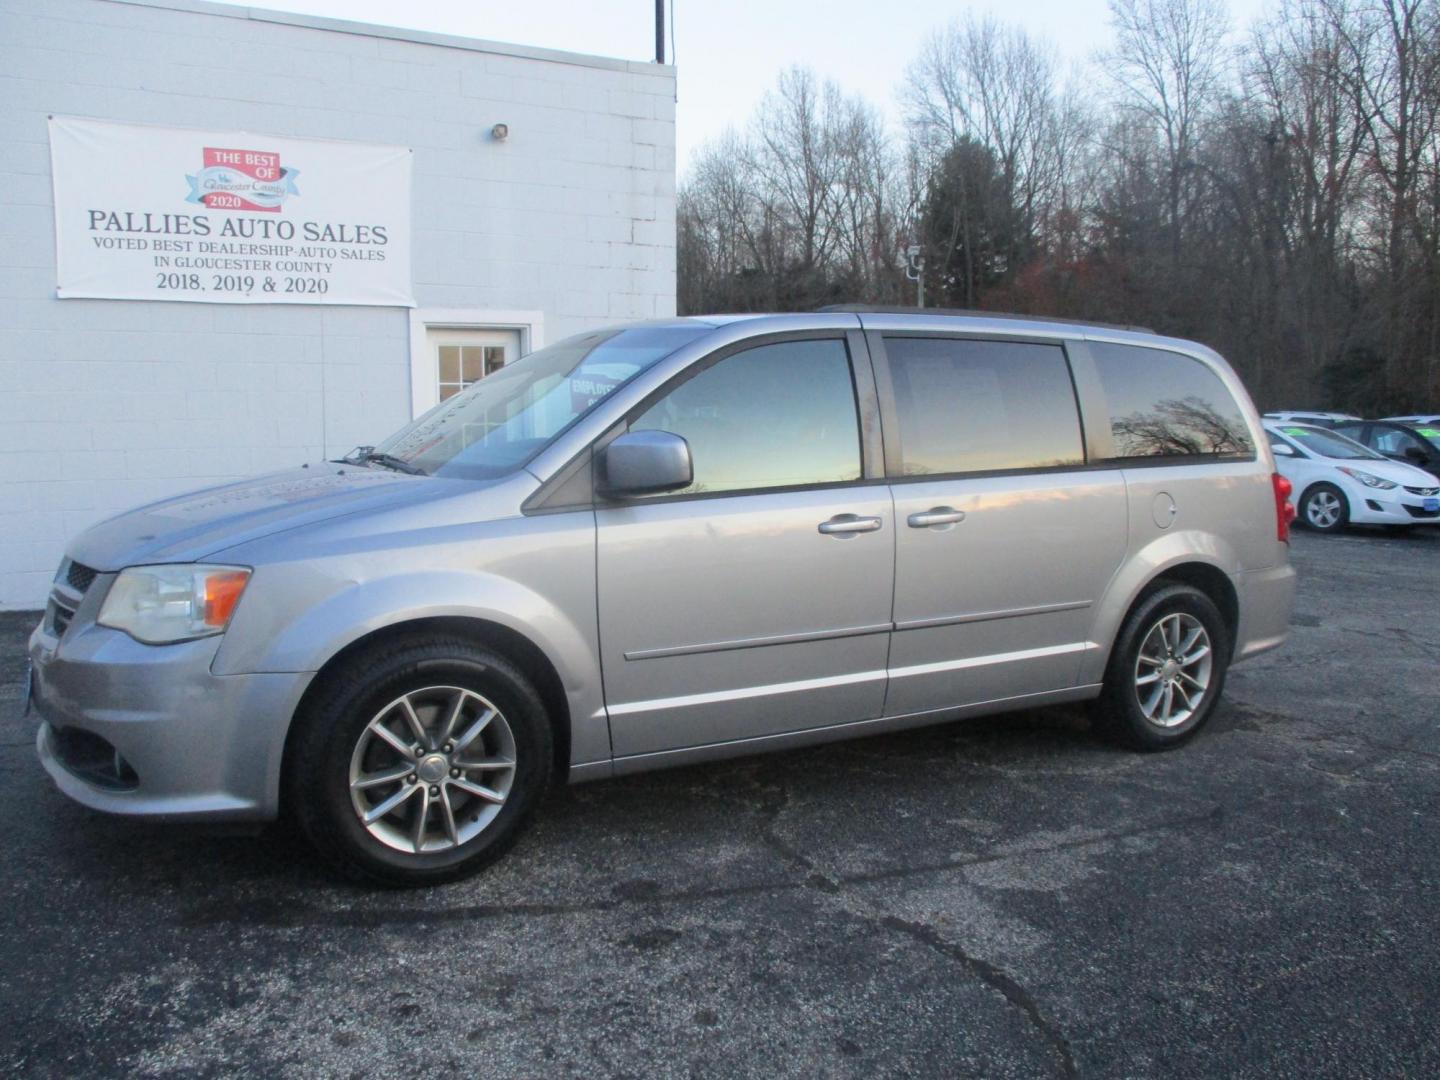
[{"left": 207, "top": 0, "right": 1272, "bottom": 173}]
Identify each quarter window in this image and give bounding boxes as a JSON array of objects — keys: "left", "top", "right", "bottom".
[
  {"left": 882, "top": 337, "right": 1084, "bottom": 475},
  {"left": 630, "top": 338, "right": 861, "bottom": 496},
  {"left": 1091, "top": 343, "right": 1254, "bottom": 460}
]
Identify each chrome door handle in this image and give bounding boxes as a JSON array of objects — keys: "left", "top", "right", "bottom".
[
  {"left": 818, "top": 514, "right": 883, "bottom": 536},
  {"left": 907, "top": 507, "right": 966, "bottom": 528}
]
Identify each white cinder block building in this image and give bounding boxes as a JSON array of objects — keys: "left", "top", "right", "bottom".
[{"left": 0, "top": 0, "right": 677, "bottom": 608}]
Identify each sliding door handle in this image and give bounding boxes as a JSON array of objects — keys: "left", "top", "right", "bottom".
[
  {"left": 907, "top": 507, "right": 966, "bottom": 528},
  {"left": 818, "top": 514, "right": 883, "bottom": 536}
]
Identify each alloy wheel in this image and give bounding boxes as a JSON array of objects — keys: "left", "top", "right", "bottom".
[
  {"left": 1133, "top": 613, "right": 1213, "bottom": 728},
  {"left": 348, "top": 686, "right": 517, "bottom": 854},
  {"left": 1306, "top": 490, "right": 1343, "bottom": 529}
]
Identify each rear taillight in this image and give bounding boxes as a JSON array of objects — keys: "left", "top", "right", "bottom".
[{"left": 1272, "top": 472, "right": 1296, "bottom": 541}]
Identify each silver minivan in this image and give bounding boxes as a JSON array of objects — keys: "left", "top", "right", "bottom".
[{"left": 29, "top": 310, "right": 1297, "bottom": 884}]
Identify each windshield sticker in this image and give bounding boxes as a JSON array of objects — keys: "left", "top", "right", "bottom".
[
  {"left": 1417, "top": 427, "right": 1440, "bottom": 439},
  {"left": 570, "top": 373, "right": 623, "bottom": 412},
  {"left": 1281, "top": 427, "right": 1309, "bottom": 437}
]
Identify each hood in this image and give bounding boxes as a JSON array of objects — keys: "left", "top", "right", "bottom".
[{"left": 67, "top": 465, "right": 476, "bottom": 571}]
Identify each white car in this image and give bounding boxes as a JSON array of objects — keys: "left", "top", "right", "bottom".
[
  {"left": 1262, "top": 410, "right": 1361, "bottom": 428},
  {"left": 1384, "top": 413, "right": 1440, "bottom": 425},
  {"left": 1265, "top": 422, "right": 1440, "bottom": 532}
]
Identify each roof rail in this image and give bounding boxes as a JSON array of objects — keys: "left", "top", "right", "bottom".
[{"left": 817, "top": 304, "right": 1156, "bottom": 335}]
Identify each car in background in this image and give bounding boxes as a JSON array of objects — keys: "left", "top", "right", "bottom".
[
  {"left": 1384, "top": 414, "right": 1440, "bottom": 425},
  {"left": 1262, "top": 411, "right": 1362, "bottom": 428},
  {"left": 1332, "top": 419, "right": 1440, "bottom": 476},
  {"left": 1265, "top": 422, "right": 1440, "bottom": 533}
]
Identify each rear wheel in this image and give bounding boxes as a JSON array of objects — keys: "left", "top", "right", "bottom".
[
  {"left": 1299, "top": 483, "right": 1348, "bottom": 533},
  {"left": 1092, "top": 584, "right": 1230, "bottom": 751},
  {"left": 287, "top": 636, "right": 553, "bottom": 886}
]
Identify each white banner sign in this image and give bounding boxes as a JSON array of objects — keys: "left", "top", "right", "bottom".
[{"left": 49, "top": 117, "right": 414, "bottom": 306}]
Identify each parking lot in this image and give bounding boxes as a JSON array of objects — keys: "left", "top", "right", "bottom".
[{"left": 1, "top": 528, "right": 1437, "bottom": 1078}]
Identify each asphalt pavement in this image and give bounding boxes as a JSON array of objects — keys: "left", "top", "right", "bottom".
[{"left": 2, "top": 528, "right": 1437, "bottom": 1078}]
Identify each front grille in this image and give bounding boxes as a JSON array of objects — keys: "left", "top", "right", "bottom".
[
  {"left": 46, "top": 558, "right": 96, "bottom": 640},
  {"left": 1404, "top": 503, "right": 1440, "bottom": 518},
  {"left": 65, "top": 560, "right": 98, "bottom": 593}
]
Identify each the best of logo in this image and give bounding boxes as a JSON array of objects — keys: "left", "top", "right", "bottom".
[{"left": 186, "top": 147, "right": 299, "bottom": 212}]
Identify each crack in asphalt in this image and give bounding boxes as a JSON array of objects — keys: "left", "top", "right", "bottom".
[
  {"left": 746, "top": 773, "right": 1078, "bottom": 1078},
  {"left": 879, "top": 913, "right": 1078, "bottom": 1078},
  {"left": 174, "top": 804, "right": 1237, "bottom": 932},
  {"left": 1336, "top": 625, "right": 1440, "bottom": 653}
]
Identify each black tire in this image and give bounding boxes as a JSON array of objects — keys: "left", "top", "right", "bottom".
[
  {"left": 1091, "top": 583, "right": 1231, "bottom": 752},
  {"left": 286, "top": 636, "right": 553, "bottom": 886},
  {"left": 1298, "top": 482, "right": 1348, "bottom": 533}
]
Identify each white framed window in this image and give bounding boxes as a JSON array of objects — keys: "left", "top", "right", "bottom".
[
  {"left": 407, "top": 308, "right": 544, "bottom": 418},
  {"left": 432, "top": 329, "right": 518, "bottom": 402}
]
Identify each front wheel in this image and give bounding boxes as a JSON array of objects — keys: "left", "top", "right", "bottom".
[
  {"left": 1092, "top": 584, "right": 1231, "bottom": 751},
  {"left": 286, "top": 636, "right": 553, "bottom": 886},
  {"left": 1299, "top": 483, "right": 1348, "bottom": 533}
]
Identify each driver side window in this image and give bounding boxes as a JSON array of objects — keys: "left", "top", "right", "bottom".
[{"left": 629, "top": 338, "right": 862, "bottom": 497}]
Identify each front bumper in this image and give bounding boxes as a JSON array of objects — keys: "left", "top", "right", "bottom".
[
  {"left": 1348, "top": 489, "right": 1440, "bottom": 524},
  {"left": 30, "top": 619, "right": 312, "bottom": 823}
]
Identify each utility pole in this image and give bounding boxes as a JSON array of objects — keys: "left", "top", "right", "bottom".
[
  {"left": 904, "top": 245, "right": 926, "bottom": 308},
  {"left": 655, "top": 0, "right": 665, "bottom": 64}
]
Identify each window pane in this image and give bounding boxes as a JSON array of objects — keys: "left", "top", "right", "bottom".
[
  {"left": 485, "top": 347, "right": 507, "bottom": 375},
  {"left": 1375, "top": 429, "right": 1420, "bottom": 455},
  {"left": 1091, "top": 343, "right": 1254, "bottom": 459},
  {"left": 438, "top": 346, "right": 460, "bottom": 384},
  {"left": 884, "top": 338, "right": 1083, "bottom": 475},
  {"left": 460, "top": 347, "right": 484, "bottom": 383},
  {"left": 1274, "top": 425, "right": 1381, "bottom": 460},
  {"left": 631, "top": 339, "right": 861, "bottom": 495}
]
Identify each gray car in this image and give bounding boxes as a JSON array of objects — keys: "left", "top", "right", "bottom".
[{"left": 29, "top": 310, "right": 1297, "bottom": 885}]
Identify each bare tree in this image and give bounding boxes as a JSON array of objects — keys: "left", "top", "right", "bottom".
[
  {"left": 674, "top": 1, "right": 1440, "bottom": 412},
  {"left": 1103, "top": 0, "right": 1231, "bottom": 265},
  {"left": 903, "top": 15, "right": 1067, "bottom": 271}
]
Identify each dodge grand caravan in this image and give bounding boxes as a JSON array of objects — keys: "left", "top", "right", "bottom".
[{"left": 29, "top": 310, "right": 1297, "bottom": 885}]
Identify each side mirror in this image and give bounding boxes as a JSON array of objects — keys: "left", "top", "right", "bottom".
[
  {"left": 1270, "top": 443, "right": 1295, "bottom": 457},
  {"left": 1403, "top": 446, "right": 1427, "bottom": 464},
  {"left": 601, "top": 430, "right": 693, "bottom": 496}
]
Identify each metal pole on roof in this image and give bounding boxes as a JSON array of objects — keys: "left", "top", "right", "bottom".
[{"left": 656, "top": 0, "right": 666, "bottom": 64}]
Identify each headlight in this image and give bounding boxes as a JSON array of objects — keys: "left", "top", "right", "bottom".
[
  {"left": 98, "top": 564, "right": 251, "bottom": 644},
  {"left": 1338, "top": 467, "right": 1397, "bottom": 490}
]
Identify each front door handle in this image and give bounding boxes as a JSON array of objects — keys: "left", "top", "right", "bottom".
[
  {"left": 818, "top": 514, "right": 883, "bottom": 536},
  {"left": 907, "top": 506, "right": 966, "bottom": 528}
]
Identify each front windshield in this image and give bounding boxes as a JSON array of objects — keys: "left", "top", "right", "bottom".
[
  {"left": 376, "top": 325, "right": 710, "bottom": 479},
  {"left": 1274, "top": 425, "right": 1384, "bottom": 461}
]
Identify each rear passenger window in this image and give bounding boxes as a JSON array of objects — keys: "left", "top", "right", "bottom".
[
  {"left": 1090, "top": 343, "right": 1254, "bottom": 460},
  {"left": 883, "top": 338, "right": 1084, "bottom": 475}
]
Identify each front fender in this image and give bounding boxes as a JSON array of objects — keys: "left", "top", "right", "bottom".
[
  {"left": 1079, "top": 529, "right": 1241, "bottom": 685},
  {"left": 213, "top": 551, "right": 608, "bottom": 768}
]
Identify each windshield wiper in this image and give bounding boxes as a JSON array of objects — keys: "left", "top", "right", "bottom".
[{"left": 339, "top": 447, "right": 427, "bottom": 476}]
